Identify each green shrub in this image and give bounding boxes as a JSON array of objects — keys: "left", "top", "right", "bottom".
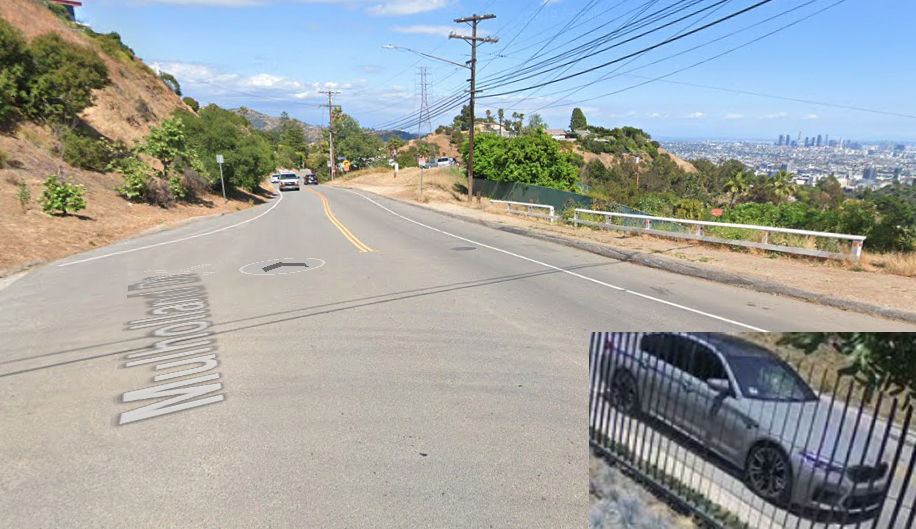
[
  {"left": 0, "top": 19, "right": 30, "bottom": 127},
  {"left": 40, "top": 175, "right": 86, "bottom": 215},
  {"left": 182, "top": 96, "right": 200, "bottom": 112},
  {"left": 110, "top": 154, "right": 152, "bottom": 201},
  {"left": 25, "top": 33, "right": 110, "bottom": 123},
  {"left": 17, "top": 177, "right": 31, "bottom": 212},
  {"left": 0, "top": 146, "right": 8, "bottom": 168},
  {"left": 61, "top": 132, "right": 111, "bottom": 172}
]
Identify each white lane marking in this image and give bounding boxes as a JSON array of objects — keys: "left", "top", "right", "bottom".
[
  {"left": 59, "top": 190, "right": 284, "bottom": 267},
  {"left": 344, "top": 189, "right": 767, "bottom": 332}
]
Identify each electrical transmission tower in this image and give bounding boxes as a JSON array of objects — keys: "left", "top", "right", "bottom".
[{"left": 415, "top": 66, "right": 432, "bottom": 140}]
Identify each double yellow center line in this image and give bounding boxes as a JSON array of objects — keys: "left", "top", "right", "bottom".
[{"left": 305, "top": 188, "right": 376, "bottom": 253}]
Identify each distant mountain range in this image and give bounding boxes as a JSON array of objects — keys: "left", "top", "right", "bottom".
[
  {"left": 229, "top": 107, "right": 415, "bottom": 144},
  {"left": 229, "top": 108, "right": 325, "bottom": 143}
]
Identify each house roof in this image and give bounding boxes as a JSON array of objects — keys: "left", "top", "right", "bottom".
[
  {"left": 49, "top": 0, "right": 83, "bottom": 6},
  {"left": 546, "top": 129, "right": 567, "bottom": 136}
]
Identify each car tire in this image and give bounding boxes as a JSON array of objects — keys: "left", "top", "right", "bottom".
[
  {"left": 745, "top": 443, "right": 793, "bottom": 507},
  {"left": 609, "top": 371, "right": 640, "bottom": 416}
]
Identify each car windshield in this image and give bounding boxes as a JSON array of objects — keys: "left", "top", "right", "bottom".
[
  {"left": 728, "top": 356, "right": 818, "bottom": 402},
  {"left": 280, "top": 175, "right": 296, "bottom": 180}
]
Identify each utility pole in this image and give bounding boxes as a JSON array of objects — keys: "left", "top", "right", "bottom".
[
  {"left": 450, "top": 14, "right": 497, "bottom": 202},
  {"left": 319, "top": 90, "right": 341, "bottom": 180}
]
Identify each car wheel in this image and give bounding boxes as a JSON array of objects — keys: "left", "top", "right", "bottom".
[
  {"left": 609, "top": 371, "right": 640, "bottom": 416},
  {"left": 745, "top": 443, "right": 793, "bottom": 506}
]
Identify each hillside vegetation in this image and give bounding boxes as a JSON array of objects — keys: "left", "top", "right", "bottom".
[{"left": 0, "top": 0, "right": 271, "bottom": 271}]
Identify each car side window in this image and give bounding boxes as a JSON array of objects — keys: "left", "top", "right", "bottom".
[
  {"left": 691, "top": 345, "right": 728, "bottom": 382},
  {"left": 640, "top": 333, "right": 692, "bottom": 373}
]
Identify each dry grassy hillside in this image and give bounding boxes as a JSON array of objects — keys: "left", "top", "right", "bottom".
[
  {"left": 0, "top": 0, "right": 262, "bottom": 273},
  {"left": 1, "top": 0, "right": 190, "bottom": 145}
]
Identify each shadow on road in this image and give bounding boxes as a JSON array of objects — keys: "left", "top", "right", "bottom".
[{"left": 1, "top": 260, "right": 622, "bottom": 376}]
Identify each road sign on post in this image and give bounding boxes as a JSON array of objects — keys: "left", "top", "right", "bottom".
[{"left": 216, "top": 154, "right": 226, "bottom": 203}]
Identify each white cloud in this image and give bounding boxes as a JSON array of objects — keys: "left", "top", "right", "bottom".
[
  {"left": 368, "top": 0, "right": 448, "bottom": 16},
  {"left": 151, "top": 60, "right": 355, "bottom": 99},
  {"left": 131, "top": 0, "right": 451, "bottom": 15},
  {"left": 803, "top": 113, "right": 819, "bottom": 120},
  {"left": 761, "top": 112, "right": 789, "bottom": 120},
  {"left": 685, "top": 112, "right": 705, "bottom": 119},
  {"left": 391, "top": 25, "right": 461, "bottom": 37},
  {"left": 724, "top": 113, "right": 743, "bottom": 120}
]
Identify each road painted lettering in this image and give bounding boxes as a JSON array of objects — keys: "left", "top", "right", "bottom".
[{"left": 118, "top": 273, "right": 224, "bottom": 425}]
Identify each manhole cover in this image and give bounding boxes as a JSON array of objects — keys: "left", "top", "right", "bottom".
[
  {"left": 239, "top": 258, "right": 326, "bottom": 275},
  {"left": 451, "top": 247, "right": 477, "bottom": 251}
]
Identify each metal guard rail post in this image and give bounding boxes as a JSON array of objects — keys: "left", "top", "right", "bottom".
[
  {"left": 573, "top": 208, "right": 866, "bottom": 262},
  {"left": 490, "top": 200, "right": 555, "bottom": 223}
]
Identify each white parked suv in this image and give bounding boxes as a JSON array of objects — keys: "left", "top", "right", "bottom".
[{"left": 436, "top": 157, "right": 455, "bottom": 167}]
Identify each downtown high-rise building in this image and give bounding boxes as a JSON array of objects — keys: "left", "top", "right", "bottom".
[
  {"left": 816, "top": 134, "right": 823, "bottom": 147},
  {"left": 778, "top": 134, "right": 785, "bottom": 145}
]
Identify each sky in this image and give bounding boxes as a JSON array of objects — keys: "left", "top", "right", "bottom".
[{"left": 77, "top": 0, "right": 916, "bottom": 141}]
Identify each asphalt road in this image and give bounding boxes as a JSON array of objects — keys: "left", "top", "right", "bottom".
[{"left": 1, "top": 185, "right": 913, "bottom": 528}]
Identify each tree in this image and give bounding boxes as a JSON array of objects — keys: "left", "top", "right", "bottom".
[
  {"left": 453, "top": 104, "right": 472, "bottom": 131},
  {"left": 460, "top": 130, "right": 579, "bottom": 191},
  {"left": 176, "top": 105, "right": 275, "bottom": 193},
  {"left": 25, "top": 33, "right": 110, "bottom": 124},
  {"left": 778, "top": 333, "right": 916, "bottom": 401},
  {"left": 583, "top": 159, "right": 608, "bottom": 187},
  {"left": 182, "top": 96, "right": 200, "bottom": 112},
  {"left": 497, "top": 108, "right": 505, "bottom": 136},
  {"left": 386, "top": 136, "right": 405, "bottom": 159},
  {"left": 0, "top": 19, "right": 30, "bottom": 127},
  {"left": 333, "top": 113, "right": 384, "bottom": 169},
  {"left": 524, "top": 113, "right": 548, "bottom": 135},
  {"left": 723, "top": 170, "right": 752, "bottom": 206},
  {"left": 485, "top": 109, "right": 493, "bottom": 124},
  {"left": 570, "top": 107, "right": 587, "bottom": 131},
  {"left": 159, "top": 71, "right": 181, "bottom": 96},
  {"left": 768, "top": 170, "right": 799, "bottom": 205}
]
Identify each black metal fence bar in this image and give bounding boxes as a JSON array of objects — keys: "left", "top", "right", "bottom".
[{"left": 589, "top": 332, "right": 916, "bottom": 529}]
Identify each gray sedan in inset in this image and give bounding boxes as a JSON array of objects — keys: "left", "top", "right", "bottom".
[{"left": 594, "top": 333, "right": 891, "bottom": 514}]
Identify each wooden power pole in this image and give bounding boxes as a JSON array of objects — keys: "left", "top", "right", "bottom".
[
  {"left": 319, "top": 90, "right": 341, "bottom": 180},
  {"left": 450, "top": 14, "right": 497, "bottom": 202}
]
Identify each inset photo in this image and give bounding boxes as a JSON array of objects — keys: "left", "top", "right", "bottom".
[{"left": 589, "top": 332, "right": 915, "bottom": 529}]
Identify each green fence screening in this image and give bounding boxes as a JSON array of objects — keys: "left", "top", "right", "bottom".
[{"left": 472, "top": 179, "right": 687, "bottom": 233}]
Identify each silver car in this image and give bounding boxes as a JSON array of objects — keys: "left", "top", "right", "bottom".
[{"left": 594, "top": 333, "right": 891, "bottom": 514}]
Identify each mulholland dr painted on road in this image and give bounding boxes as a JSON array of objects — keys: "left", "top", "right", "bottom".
[{"left": 118, "top": 272, "right": 224, "bottom": 425}]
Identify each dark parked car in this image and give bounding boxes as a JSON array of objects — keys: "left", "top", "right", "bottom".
[
  {"left": 594, "top": 333, "right": 890, "bottom": 513},
  {"left": 304, "top": 174, "right": 318, "bottom": 185}
]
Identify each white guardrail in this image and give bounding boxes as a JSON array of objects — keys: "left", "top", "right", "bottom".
[
  {"left": 573, "top": 209, "right": 866, "bottom": 262},
  {"left": 490, "top": 200, "right": 556, "bottom": 223}
]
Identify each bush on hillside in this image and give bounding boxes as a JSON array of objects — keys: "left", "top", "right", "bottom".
[
  {"left": 40, "top": 175, "right": 86, "bottom": 215},
  {"left": 25, "top": 33, "right": 110, "bottom": 124},
  {"left": 182, "top": 97, "right": 200, "bottom": 112},
  {"left": 461, "top": 130, "right": 579, "bottom": 191},
  {"left": 173, "top": 105, "right": 275, "bottom": 193},
  {"left": 0, "top": 146, "right": 8, "bottom": 169},
  {"left": 0, "top": 19, "right": 31, "bottom": 127},
  {"left": 61, "top": 132, "right": 112, "bottom": 172}
]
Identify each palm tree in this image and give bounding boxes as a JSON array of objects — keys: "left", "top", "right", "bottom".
[
  {"left": 768, "top": 170, "right": 799, "bottom": 205},
  {"left": 724, "top": 170, "right": 751, "bottom": 206},
  {"left": 485, "top": 109, "right": 493, "bottom": 124}
]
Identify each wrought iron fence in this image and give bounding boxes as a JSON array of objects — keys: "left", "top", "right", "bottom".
[{"left": 589, "top": 332, "right": 915, "bottom": 529}]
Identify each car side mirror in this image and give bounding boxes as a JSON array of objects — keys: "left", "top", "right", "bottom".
[{"left": 707, "top": 378, "right": 732, "bottom": 396}]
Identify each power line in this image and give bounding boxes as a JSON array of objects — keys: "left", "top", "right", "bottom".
[
  {"left": 477, "top": 0, "right": 724, "bottom": 91},
  {"left": 480, "top": 0, "right": 777, "bottom": 99}
]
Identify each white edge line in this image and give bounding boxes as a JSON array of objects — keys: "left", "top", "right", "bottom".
[
  {"left": 344, "top": 189, "right": 767, "bottom": 332},
  {"left": 58, "top": 191, "right": 283, "bottom": 267}
]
